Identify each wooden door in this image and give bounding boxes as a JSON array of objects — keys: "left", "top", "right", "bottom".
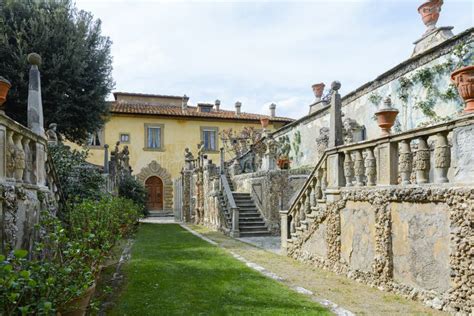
[{"left": 145, "top": 176, "right": 163, "bottom": 210}]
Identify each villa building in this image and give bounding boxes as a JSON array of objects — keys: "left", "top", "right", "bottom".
[{"left": 81, "top": 92, "right": 293, "bottom": 212}]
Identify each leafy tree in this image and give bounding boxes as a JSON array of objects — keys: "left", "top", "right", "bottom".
[
  {"left": 0, "top": 0, "right": 114, "bottom": 143},
  {"left": 118, "top": 175, "right": 148, "bottom": 216}
]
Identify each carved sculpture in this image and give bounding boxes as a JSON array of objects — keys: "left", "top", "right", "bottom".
[
  {"left": 342, "top": 118, "right": 365, "bottom": 144},
  {"left": 415, "top": 137, "right": 430, "bottom": 184},
  {"left": 184, "top": 147, "right": 195, "bottom": 170},
  {"left": 343, "top": 151, "right": 354, "bottom": 187},
  {"left": 399, "top": 140, "right": 413, "bottom": 185},
  {"left": 434, "top": 132, "right": 450, "bottom": 183},
  {"left": 46, "top": 123, "right": 59, "bottom": 144},
  {"left": 316, "top": 127, "right": 330, "bottom": 157},
  {"left": 365, "top": 148, "right": 376, "bottom": 186},
  {"left": 354, "top": 150, "right": 365, "bottom": 186}
]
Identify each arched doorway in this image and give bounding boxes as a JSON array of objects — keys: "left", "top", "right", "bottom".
[{"left": 145, "top": 176, "right": 164, "bottom": 211}]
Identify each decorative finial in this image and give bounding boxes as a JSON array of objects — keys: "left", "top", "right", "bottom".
[
  {"left": 27, "top": 53, "right": 42, "bottom": 66},
  {"left": 331, "top": 81, "right": 341, "bottom": 92}
]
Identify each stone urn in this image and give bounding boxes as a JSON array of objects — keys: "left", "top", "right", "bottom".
[
  {"left": 0, "top": 76, "right": 11, "bottom": 112},
  {"left": 277, "top": 157, "right": 290, "bottom": 170},
  {"left": 451, "top": 65, "right": 474, "bottom": 114},
  {"left": 312, "top": 83, "right": 325, "bottom": 101},
  {"left": 260, "top": 117, "right": 270, "bottom": 129},
  {"left": 418, "top": 0, "right": 442, "bottom": 32},
  {"left": 375, "top": 97, "right": 399, "bottom": 136}
]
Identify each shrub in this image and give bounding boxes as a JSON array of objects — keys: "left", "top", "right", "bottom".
[
  {"left": 118, "top": 175, "right": 148, "bottom": 216},
  {"left": 0, "top": 197, "right": 142, "bottom": 314},
  {"left": 49, "top": 143, "right": 105, "bottom": 203}
]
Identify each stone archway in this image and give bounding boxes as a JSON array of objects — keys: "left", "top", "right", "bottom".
[{"left": 136, "top": 161, "right": 173, "bottom": 211}]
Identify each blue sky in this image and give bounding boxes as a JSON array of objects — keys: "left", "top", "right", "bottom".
[{"left": 76, "top": 0, "right": 473, "bottom": 119}]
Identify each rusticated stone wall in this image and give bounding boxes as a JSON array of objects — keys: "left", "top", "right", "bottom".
[
  {"left": 287, "top": 186, "right": 473, "bottom": 314},
  {"left": 0, "top": 183, "right": 57, "bottom": 256}
]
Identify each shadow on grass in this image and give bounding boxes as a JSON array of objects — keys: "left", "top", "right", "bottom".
[{"left": 109, "top": 224, "right": 329, "bottom": 316}]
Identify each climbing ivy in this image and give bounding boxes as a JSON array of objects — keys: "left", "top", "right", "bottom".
[{"left": 395, "top": 41, "right": 474, "bottom": 122}]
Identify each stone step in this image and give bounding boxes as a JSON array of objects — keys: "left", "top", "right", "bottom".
[
  {"left": 239, "top": 230, "right": 271, "bottom": 237},
  {"left": 240, "top": 225, "right": 268, "bottom": 231},
  {"left": 239, "top": 213, "right": 261, "bottom": 218},
  {"left": 239, "top": 217, "right": 266, "bottom": 223},
  {"left": 238, "top": 221, "right": 266, "bottom": 226}
]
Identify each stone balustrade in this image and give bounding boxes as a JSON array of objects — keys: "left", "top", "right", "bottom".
[{"left": 0, "top": 112, "right": 48, "bottom": 188}]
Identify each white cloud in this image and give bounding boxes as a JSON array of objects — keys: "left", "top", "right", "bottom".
[{"left": 76, "top": 0, "right": 474, "bottom": 118}]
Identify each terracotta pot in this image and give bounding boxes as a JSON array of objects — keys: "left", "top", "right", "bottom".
[
  {"left": 0, "top": 76, "right": 11, "bottom": 111},
  {"left": 418, "top": 1, "right": 442, "bottom": 29},
  {"left": 451, "top": 65, "right": 474, "bottom": 114},
  {"left": 312, "top": 83, "right": 325, "bottom": 99},
  {"left": 260, "top": 118, "right": 270, "bottom": 129},
  {"left": 375, "top": 109, "right": 399, "bottom": 136},
  {"left": 277, "top": 157, "right": 290, "bottom": 170},
  {"left": 60, "top": 283, "right": 96, "bottom": 316}
]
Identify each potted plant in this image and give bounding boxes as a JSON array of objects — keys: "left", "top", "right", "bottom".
[
  {"left": 375, "top": 96, "right": 399, "bottom": 136},
  {"left": 0, "top": 76, "right": 11, "bottom": 112},
  {"left": 277, "top": 156, "right": 290, "bottom": 170},
  {"left": 451, "top": 65, "right": 474, "bottom": 114},
  {"left": 418, "top": 0, "right": 442, "bottom": 32},
  {"left": 260, "top": 117, "right": 270, "bottom": 129},
  {"left": 60, "top": 283, "right": 97, "bottom": 316}
]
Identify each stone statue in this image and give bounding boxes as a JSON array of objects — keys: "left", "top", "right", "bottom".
[
  {"left": 316, "top": 127, "right": 330, "bottom": 157},
  {"left": 184, "top": 148, "right": 195, "bottom": 170},
  {"left": 46, "top": 123, "right": 59, "bottom": 144},
  {"left": 121, "top": 145, "right": 130, "bottom": 171}
]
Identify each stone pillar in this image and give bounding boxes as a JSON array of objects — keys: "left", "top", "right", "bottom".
[
  {"left": 434, "top": 132, "right": 450, "bottom": 183},
  {"left": 103, "top": 144, "right": 109, "bottom": 174},
  {"left": 27, "top": 53, "right": 45, "bottom": 137},
  {"left": 328, "top": 81, "right": 343, "bottom": 148},
  {"left": 399, "top": 139, "right": 412, "bottom": 185},
  {"left": 182, "top": 170, "right": 193, "bottom": 222},
  {"left": 280, "top": 210, "right": 288, "bottom": 254},
  {"left": 269, "top": 103, "right": 276, "bottom": 118},
  {"left": 326, "top": 81, "right": 345, "bottom": 189},
  {"left": 220, "top": 147, "right": 225, "bottom": 174},
  {"left": 231, "top": 207, "right": 240, "bottom": 237},
  {"left": 376, "top": 141, "right": 398, "bottom": 185},
  {"left": 35, "top": 143, "right": 47, "bottom": 187},
  {"left": 415, "top": 137, "right": 430, "bottom": 184}
]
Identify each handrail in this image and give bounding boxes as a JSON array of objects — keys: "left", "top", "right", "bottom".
[
  {"left": 328, "top": 113, "right": 474, "bottom": 154},
  {"left": 287, "top": 152, "right": 327, "bottom": 216},
  {"left": 220, "top": 174, "right": 237, "bottom": 209}
]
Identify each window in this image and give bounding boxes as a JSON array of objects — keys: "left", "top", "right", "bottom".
[
  {"left": 87, "top": 130, "right": 103, "bottom": 147},
  {"left": 145, "top": 124, "right": 164, "bottom": 150},
  {"left": 120, "top": 133, "right": 130, "bottom": 143},
  {"left": 201, "top": 127, "right": 218, "bottom": 151}
]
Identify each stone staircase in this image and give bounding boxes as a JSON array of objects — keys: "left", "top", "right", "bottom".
[{"left": 220, "top": 173, "right": 270, "bottom": 237}]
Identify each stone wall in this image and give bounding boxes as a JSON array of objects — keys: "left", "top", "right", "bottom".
[
  {"left": 232, "top": 167, "right": 311, "bottom": 235},
  {"left": 272, "top": 28, "right": 473, "bottom": 170},
  {"left": 0, "top": 183, "right": 57, "bottom": 255},
  {"left": 286, "top": 186, "right": 473, "bottom": 314}
]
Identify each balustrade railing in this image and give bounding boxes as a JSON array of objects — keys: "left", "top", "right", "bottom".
[
  {"left": 1, "top": 112, "right": 48, "bottom": 188},
  {"left": 220, "top": 173, "right": 240, "bottom": 237},
  {"left": 284, "top": 113, "right": 474, "bottom": 245}
]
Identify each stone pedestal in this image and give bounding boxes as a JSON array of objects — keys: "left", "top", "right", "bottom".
[
  {"left": 261, "top": 154, "right": 276, "bottom": 171},
  {"left": 412, "top": 26, "right": 454, "bottom": 57},
  {"left": 326, "top": 153, "right": 345, "bottom": 188},
  {"left": 453, "top": 124, "right": 474, "bottom": 183},
  {"left": 376, "top": 141, "right": 398, "bottom": 185}
]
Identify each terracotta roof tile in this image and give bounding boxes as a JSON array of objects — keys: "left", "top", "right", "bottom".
[{"left": 109, "top": 101, "right": 294, "bottom": 123}]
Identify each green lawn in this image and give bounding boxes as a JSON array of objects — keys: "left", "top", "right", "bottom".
[{"left": 110, "top": 224, "right": 330, "bottom": 315}]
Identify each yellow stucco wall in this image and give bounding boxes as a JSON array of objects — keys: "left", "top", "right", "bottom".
[{"left": 70, "top": 114, "right": 285, "bottom": 181}]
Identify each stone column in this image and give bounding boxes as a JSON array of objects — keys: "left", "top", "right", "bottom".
[
  {"left": 182, "top": 170, "right": 193, "bottom": 222},
  {"left": 0, "top": 125, "right": 6, "bottom": 182},
  {"left": 434, "top": 132, "right": 450, "bottom": 183},
  {"left": 415, "top": 137, "right": 430, "bottom": 184},
  {"left": 280, "top": 210, "right": 288, "bottom": 254},
  {"left": 27, "top": 53, "right": 45, "bottom": 137},
  {"left": 103, "top": 144, "right": 109, "bottom": 174},
  {"left": 231, "top": 207, "right": 240, "bottom": 237},
  {"left": 399, "top": 139, "right": 412, "bottom": 185},
  {"left": 220, "top": 147, "right": 225, "bottom": 174},
  {"left": 326, "top": 81, "right": 345, "bottom": 190}
]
